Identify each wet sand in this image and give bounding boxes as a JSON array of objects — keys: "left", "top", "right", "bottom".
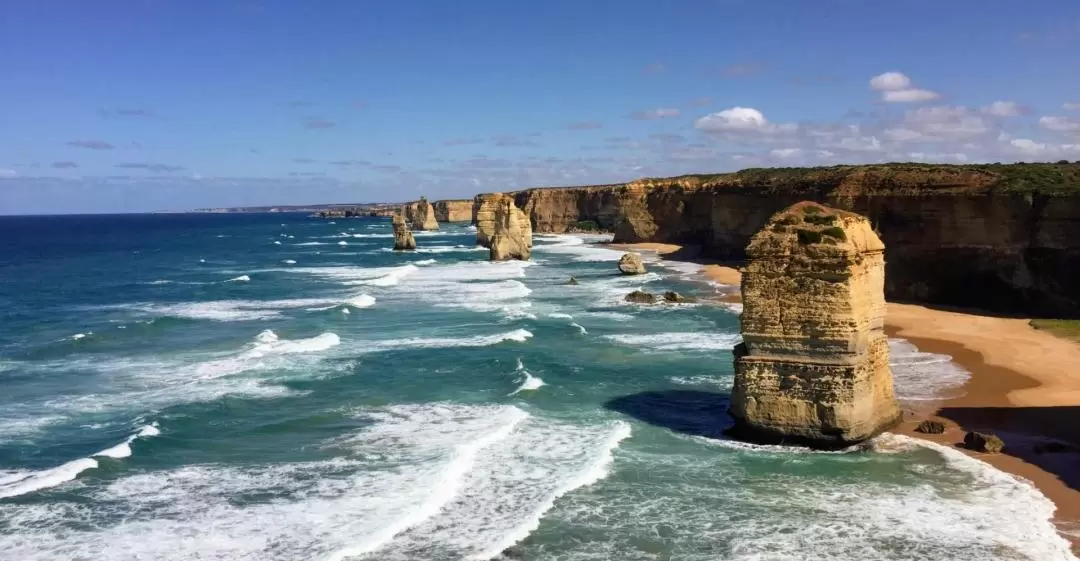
[{"left": 613, "top": 241, "right": 1080, "bottom": 550}]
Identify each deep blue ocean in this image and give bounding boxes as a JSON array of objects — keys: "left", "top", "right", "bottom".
[{"left": 0, "top": 213, "right": 1072, "bottom": 560}]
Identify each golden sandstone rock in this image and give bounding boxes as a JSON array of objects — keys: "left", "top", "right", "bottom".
[
  {"left": 729, "top": 202, "right": 901, "bottom": 448},
  {"left": 404, "top": 197, "right": 440, "bottom": 231},
  {"left": 433, "top": 199, "right": 474, "bottom": 223},
  {"left": 476, "top": 193, "right": 532, "bottom": 261},
  {"left": 391, "top": 214, "right": 416, "bottom": 251}
]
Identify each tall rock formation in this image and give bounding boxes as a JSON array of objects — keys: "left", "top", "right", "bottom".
[
  {"left": 404, "top": 197, "right": 440, "bottom": 231},
  {"left": 433, "top": 199, "right": 474, "bottom": 222},
  {"left": 729, "top": 202, "right": 901, "bottom": 448},
  {"left": 477, "top": 193, "right": 532, "bottom": 261},
  {"left": 391, "top": 214, "right": 416, "bottom": 251}
]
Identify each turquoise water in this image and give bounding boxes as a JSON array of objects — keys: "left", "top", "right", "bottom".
[{"left": 0, "top": 213, "right": 1072, "bottom": 561}]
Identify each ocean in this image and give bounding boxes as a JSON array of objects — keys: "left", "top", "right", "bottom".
[{"left": 0, "top": 212, "right": 1073, "bottom": 561}]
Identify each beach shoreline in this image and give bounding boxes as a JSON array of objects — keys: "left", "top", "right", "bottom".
[{"left": 612, "top": 241, "right": 1080, "bottom": 552}]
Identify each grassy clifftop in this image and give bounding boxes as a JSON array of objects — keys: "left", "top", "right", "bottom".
[{"left": 642, "top": 162, "right": 1080, "bottom": 195}]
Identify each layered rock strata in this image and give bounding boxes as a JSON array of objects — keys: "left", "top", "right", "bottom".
[
  {"left": 496, "top": 164, "right": 1080, "bottom": 317},
  {"left": 404, "top": 197, "right": 440, "bottom": 231},
  {"left": 729, "top": 202, "right": 902, "bottom": 448},
  {"left": 391, "top": 214, "right": 416, "bottom": 251},
  {"left": 433, "top": 199, "right": 474, "bottom": 223},
  {"left": 479, "top": 193, "right": 532, "bottom": 261}
]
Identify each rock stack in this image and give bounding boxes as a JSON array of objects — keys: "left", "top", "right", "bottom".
[
  {"left": 404, "top": 197, "right": 440, "bottom": 231},
  {"left": 617, "top": 252, "right": 646, "bottom": 275},
  {"left": 729, "top": 202, "right": 901, "bottom": 448},
  {"left": 476, "top": 193, "right": 532, "bottom": 261},
  {"left": 391, "top": 214, "right": 416, "bottom": 251}
]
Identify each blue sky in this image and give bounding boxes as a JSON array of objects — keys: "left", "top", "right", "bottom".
[{"left": 2, "top": 0, "right": 1079, "bottom": 214}]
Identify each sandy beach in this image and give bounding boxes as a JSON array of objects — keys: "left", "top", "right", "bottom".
[{"left": 614, "top": 242, "right": 1080, "bottom": 550}]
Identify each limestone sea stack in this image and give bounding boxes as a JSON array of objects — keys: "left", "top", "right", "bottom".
[
  {"left": 405, "top": 197, "right": 440, "bottom": 231},
  {"left": 391, "top": 214, "right": 416, "bottom": 251},
  {"left": 729, "top": 202, "right": 901, "bottom": 448},
  {"left": 617, "top": 252, "right": 646, "bottom": 275},
  {"left": 481, "top": 194, "right": 532, "bottom": 261}
]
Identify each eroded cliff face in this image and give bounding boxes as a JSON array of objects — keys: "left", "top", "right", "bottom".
[
  {"left": 502, "top": 164, "right": 1080, "bottom": 317},
  {"left": 730, "top": 202, "right": 901, "bottom": 448},
  {"left": 433, "top": 199, "right": 473, "bottom": 223},
  {"left": 486, "top": 194, "right": 532, "bottom": 261},
  {"left": 403, "top": 197, "right": 439, "bottom": 231}
]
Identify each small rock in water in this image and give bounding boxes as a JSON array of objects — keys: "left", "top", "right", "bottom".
[
  {"left": 618, "top": 252, "right": 647, "bottom": 275},
  {"left": 625, "top": 290, "right": 656, "bottom": 304},
  {"left": 566, "top": 276, "right": 579, "bottom": 285},
  {"left": 963, "top": 431, "right": 1005, "bottom": 453},
  {"left": 914, "top": 419, "right": 946, "bottom": 434},
  {"left": 663, "top": 291, "right": 695, "bottom": 303}
]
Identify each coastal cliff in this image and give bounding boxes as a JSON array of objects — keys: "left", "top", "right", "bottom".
[
  {"left": 730, "top": 202, "right": 901, "bottom": 447},
  {"left": 501, "top": 163, "right": 1080, "bottom": 317},
  {"left": 433, "top": 199, "right": 474, "bottom": 222}
]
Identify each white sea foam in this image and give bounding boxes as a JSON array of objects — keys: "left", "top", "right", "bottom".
[
  {"left": 570, "top": 322, "right": 588, "bottom": 335},
  {"left": 70, "top": 332, "right": 91, "bottom": 341},
  {"left": 0, "top": 458, "right": 99, "bottom": 500},
  {"left": 547, "top": 312, "right": 573, "bottom": 319},
  {"left": 225, "top": 275, "right": 251, "bottom": 283},
  {"left": 282, "top": 259, "right": 297, "bottom": 264},
  {"left": 889, "top": 338, "right": 971, "bottom": 401},
  {"left": 655, "top": 260, "right": 704, "bottom": 276},
  {"left": 273, "top": 241, "right": 282, "bottom": 245},
  {"left": 105, "top": 295, "right": 372, "bottom": 322},
  {"left": 338, "top": 241, "right": 348, "bottom": 246},
  {"left": 412, "top": 258, "right": 437, "bottom": 265},
  {"left": 604, "top": 332, "right": 742, "bottom": 352},
  {"left": 508, "top": 359, "right": 545, "bottom": 395},
  {"left": 296, "top": 242, "right": 326, "bottom": 246},
  {"left": 344, "top": 294, "right": 376, "bottom": 309},
  {"left": 532, "top": 234, "right": 622, "bottom": 261},
  {"left": 0, "top": 423, "right": 160, "bottom": 499},
  {"left": 364, "top": 329, "right": 533, "bottom": 353}
]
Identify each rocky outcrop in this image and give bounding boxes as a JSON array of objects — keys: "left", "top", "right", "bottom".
[
  {"left": 964, "top": 431, "right": 1005, "bottom": 453},
  {"left": 729, "top": 202, "right": 902, "bottom": 448},
  {"left": 499, "top": 163, "right": 1080, "bottom": 318},
  {"left": 403, "top": 197, "right": 439, "bottom": 231},
  {"left": 392, "top": 214, "right": 416, "bottom": 251},
  {"left": 915, "top": 420, "right": 946, "bottom": 434},
  {"left": 433, "top": 199, "right": 474, "bottom": 223},
  {"left": 617, "top": 253, "right": 647, "bottom": 275},
  {"left": 483, "top": 194, "right": 532, "bottom": 261},
  {"left": 625, "top": 290, "right": 656, "bottom": 304}
]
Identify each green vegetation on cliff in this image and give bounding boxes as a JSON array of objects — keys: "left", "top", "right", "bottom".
[{"left": 641, "top": 162, "right": 1080, "bottom": 196}]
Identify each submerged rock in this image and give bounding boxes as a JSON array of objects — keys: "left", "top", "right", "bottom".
[
  {"left": 915, "top": 419, "right": 946, "bottom": 434},
  {"left": 391, "top": 214, "right": 416, "bottom": 251},
  {"left": 625, "top": 290, "right": 656, "bottom": 304},
  {"left": 964, "top": 431, "right": 1005, "bottom": 453},
  {"left": 566, "top": 276, "right": 580, "bottom": 285},
  {"left": 729, "top": 202, "right": 902, "bottom": 448},
  {"left": 618, "top": 252, "right": 647, "bottom": 275}
]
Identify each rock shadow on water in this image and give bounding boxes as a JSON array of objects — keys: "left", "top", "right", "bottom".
[{"left": 604, "top": 390, "right": 732, "bottom": 439}]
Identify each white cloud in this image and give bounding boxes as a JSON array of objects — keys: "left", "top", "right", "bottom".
[
  {"left": 0, "top": 168, "right": 16, "bottom": 178},
  {"left": 770, "top": 148, "right": 803, "bottom": 159},
  {"left": 870, "top": 71, "right": 939, "bottom": 103},
  {"left": 1064, "top": 102, "right": 1080, "bottom": 111},
  {"left": 884, "top": 106, "right": 992, "bottom": 142},
  {"left": 694, "top": 107, "right": 797, "bottom": 135},
  {"left": 981, "top": 101, "right": 1026, "bottom": 117},
  {"left": 882, "top": 89, "right": 940, "bottom": 103},
  {"left": 870, "top": 72, "right": 911, "bottom": 91},
  {"left": 1040, "top": 116, "right": 1080, "bottom": 132}
]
